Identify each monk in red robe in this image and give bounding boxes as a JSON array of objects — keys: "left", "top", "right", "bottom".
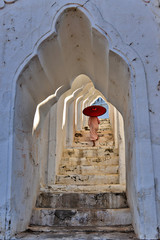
[{"left": 88, "top": 116, "right": 100, "bottom": 146}]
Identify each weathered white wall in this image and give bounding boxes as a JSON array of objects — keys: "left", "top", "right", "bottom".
[
  {"left": 117, "top": 112, "right": 126, "bottom": 185},
  {"left": 0, "top": 1, "right": 160, "bottom": 239},
  {"left": 48, "top": 103, "right": 57, "bottom": 185}
]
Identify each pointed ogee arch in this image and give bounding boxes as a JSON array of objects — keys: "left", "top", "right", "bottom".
[{"left": 7, "top": 5, "right": 158, "bottom": 239}]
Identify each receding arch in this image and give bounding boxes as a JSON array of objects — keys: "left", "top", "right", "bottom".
[{"left": 9, "top": 5, "right": 158, "bottom": 239}]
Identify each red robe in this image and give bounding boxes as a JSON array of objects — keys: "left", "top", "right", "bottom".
[{"left": 88, "top": 116, "right": 100, "bottom": 141}]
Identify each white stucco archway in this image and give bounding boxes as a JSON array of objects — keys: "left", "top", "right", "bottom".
[{"left": 7, "top": 5, "right": 158, "bottom": 239}]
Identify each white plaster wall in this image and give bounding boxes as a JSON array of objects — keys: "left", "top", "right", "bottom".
[
  {"left": 66, "top": 100, "right": 75, "bottom": 147},
  {"left": 113, "top": 108, "right": 118, "bottom": 149},
  {"left": 77, "top": 83, "right": 94, "bottom": 129},
  {"left": 76, "top": 96, "right": 83, "bottom": 131},
  {"left": 39, "top": 112, "right": 50, "bottom": 187},
  {"left": 0, "top": 0, "right": 160, "bottom": 239},
  {"left": 117, "top": 112, "right": 126, "bottom": 186},
  {"left": 108, "top": 103, "right": 114, "bottom": 131},
  {"left": 55, "top": 89, "right": 76, "bottom": 174},
  {"left": 48, "top": 103, "right": 57, "bottom": 185}
]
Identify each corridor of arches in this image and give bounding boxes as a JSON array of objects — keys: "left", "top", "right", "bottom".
[
  {"left": 33, "top": 74, "right": 126, "bottom": 190},
  {"left": 28, "top": 73, "right": 131, "bottom": 236}
]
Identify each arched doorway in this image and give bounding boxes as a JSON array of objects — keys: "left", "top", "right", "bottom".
[{"left": 9, "top": 5, "right": 158, "bottom": 239}]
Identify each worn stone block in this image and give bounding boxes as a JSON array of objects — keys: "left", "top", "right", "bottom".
[
  {"left": 30, "top": 208, "right": 132, "bottom": 227},
  {"left": 36, "top": 192, "right": 128, "bottom": 209},
  {"left": 56, "top": 174, "right": 119, "bottom": 185}
]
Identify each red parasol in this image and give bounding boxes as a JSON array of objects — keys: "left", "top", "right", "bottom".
[{"left": 83, "top": 105, "right": 106, "bottom": 117}]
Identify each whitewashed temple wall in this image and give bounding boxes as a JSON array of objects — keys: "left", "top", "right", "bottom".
[
  {"left": 118, "top": 111, "right": 126, "bottom": 185},
  {"left": 75, "top": 82, "right": 93, "bottom": 130},
  {"left": 108, "top": 103, "right": 114, "bottom": 131},
  {"left": 0, "top": 0, "right": 160, "bottom": 239},
  {"left": 76, "top": 96, "right": 83, "bottom": 131},
  {"left": 48, "top": 103, "right": 57, "bottom": 185}
]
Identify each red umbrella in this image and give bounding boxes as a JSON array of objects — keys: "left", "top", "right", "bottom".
[{"left": 83, "top": 105, "right": 106, "bottom": 117}]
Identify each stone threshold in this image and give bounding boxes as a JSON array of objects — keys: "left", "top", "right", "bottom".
[
  {"left": 12, "top": 225, "right": 138, "bottom": 240},
  {"left": 41, "top": 184, "right": 126, "bottom": 193}
]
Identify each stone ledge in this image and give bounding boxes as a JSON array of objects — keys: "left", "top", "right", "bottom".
[
  {"left": 41, "top": 184, "right": 126, "bottom": 193},
  {"left": 60, "top": 157, "right": 119, "bottom": 166},
  {"left": 56, "top": 174, "right": 119, "bottom": 185},
  {"left": 28, "top": 224, "right": 134, "bottom": 233},
  {"left": 30, "top": 208, "right": 132, "bottom": 227},
  {"left": 59, "top": 164, "right": 119, "bottom": 175},
  {"left": 36, "top": 192, "right": 128, "bottom": 209},
  {"left": 12, "top": 225, "right": 137, "bottom": 240}
]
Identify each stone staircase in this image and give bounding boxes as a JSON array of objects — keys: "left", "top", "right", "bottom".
[
  {"left": 54, "top": 119, "right": 120, "bottom": 188},
  {"left": 28, "top": 119, "right": 133, "bottom": 237}
]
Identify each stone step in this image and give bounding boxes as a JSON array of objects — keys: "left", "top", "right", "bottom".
[
  {"left": 84, "top": 121, "right": 111, "bottom": 126},
  {"left": 28, "top": 224, "right": 134, "bottom": 233},
  {"left": 56, "top": 174, "right": 119, "bottom": 185},
  {"left": 61, "top": 155, "right": 119, "bottom": 168},
  {"left": 73, "top": 141, "right": 114, "bottom": 149},
  {"left": 63, "top": 148, "right": 118, "bottom": 158},
  {"left": 74, "top": 138, "right": 114, "bottom": 145},
  {"left": 59, "top": 164, "right": 119, "bottom": 175},
  {"left": 13, "top": 225, "right": 135, "bottom": 239},
  {"left": 75, "top": 130, "right": 113, "bottom": 137},
  {"left": 99, "top": 118, "right": 110, "bottom": 121},
  {"left": 98, "top": 141, "right": 114, "bottom": 147},
  {"left": 73, "top": 139, "right": 114, "bottom": 147},
  {"left": 100, "top": 121, "right": 111, "bottom": 125},
  {"left": 99, "top": 123, "right": 111, "bottom": 127},
  {"left": 60, "top": 156, "right": 119, "bottom": 166},
  {"left": 69, "top": 144, "right": 114, "bottom": 152},
  {"left": 83, "top": 130, "right": 111, "bottom": 133},
  {"left": 30, "top": 208, "right": 132, "bottom": 227},
  {"left": 100, "top": 120, "right": 110, "bottom": 123},
  {"left": 74, "top": 136, "right": 114, "bottom": 143},
  {"left": 36, "top": 192, "right": 128, "bottom": 209},
  {"left": 44, "top": 184, "right": 126, "bottom": 193},
  {"left": 99, "top": 127, "right": 112, "bottom": 131},
  {"left": 83, "top": 126, "right": 111, "bottom": 131},
  {"left": 85, "top": 122, "right": 111, "bottom": 126},
  {"left": 99, "top": 123, "right": 110, "bottom": 125},
  {"left": 98, "top": 128, "right": 112, "bottom": 132},
  {"left": 68, "top": 145, "right": 116, "bottom": 150}
]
